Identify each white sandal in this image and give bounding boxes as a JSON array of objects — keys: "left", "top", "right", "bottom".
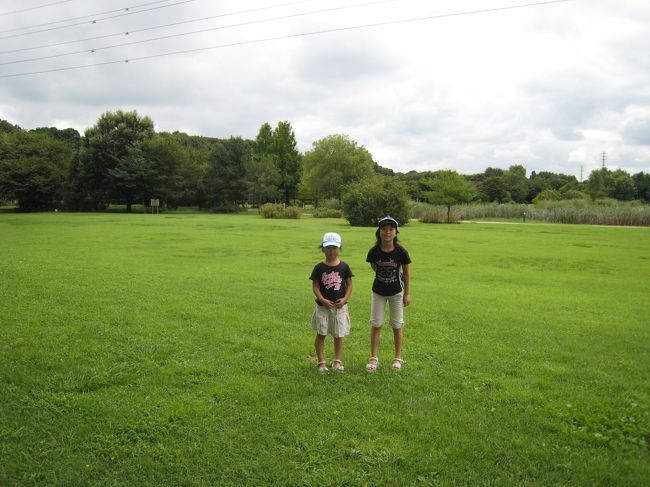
[
  {"left": 391, "top": 357, "right": 403, "bottom": 370},
  {"left": 366, "top": 357, "right": 379, "bottom": 373},
  {"left": 332, "top": 359, "right": 345, "bottom": 372},
  {"left": 317, "top": 360, "right": 328, "bottom": 373}
]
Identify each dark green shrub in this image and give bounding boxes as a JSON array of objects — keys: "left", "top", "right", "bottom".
[{"left": 342, "top": 178, "right": 409, "bottom": 226}]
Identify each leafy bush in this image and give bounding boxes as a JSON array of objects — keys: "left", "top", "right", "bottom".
[
  {"left": 260, "top": 203, "right": 302, "bottom": 219},
  {"left": 260, "top": 203, "right": 284, "bottom": 218},
  {"left": 313, "top": 208, "right": 343, "bottom": 218},
  {"left": 342, "top": 177, "right": 409, "bottom": 226},
  {"left": 283, "top": 206, "right": 302, "bottom": 219}
]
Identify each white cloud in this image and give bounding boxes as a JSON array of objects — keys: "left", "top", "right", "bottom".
[{"left": 1, "top": 0, "right": 649, "bottom": 177}]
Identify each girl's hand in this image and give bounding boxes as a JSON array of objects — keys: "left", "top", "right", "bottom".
[
  {"left": 403, "top": 294, "right": 411, "bottom": 307},
  {"left": 334, "top": 299, "right": 347, "bottom": 309},
  {"left": 323, "top": 299, "right": 336, "bottom": 309}
]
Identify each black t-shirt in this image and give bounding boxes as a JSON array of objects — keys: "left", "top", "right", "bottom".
[
  {"left": 366, "top": 245, "right": 412, "bottom": 296},
  {"left": 309, "top": 261, "right": 354, "bottom": 305}
]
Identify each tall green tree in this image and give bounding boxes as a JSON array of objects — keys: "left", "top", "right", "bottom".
[
  {"left": 0, "top": 129, "right": 78, "bottom": 211},
  {"left": 609, "top": 169, "right": 636, "bottom": 201},
  {"left": 0, "top": 119, "right": 21, "bottom": 134},
  {"left": 586, "top": 168, "right": 611, "bottom": 200},
  {"left": 505, "top": 165, "right": 529, "bottom": 203},
  {"left": 423, "top": 170, "right": 477, "bottom": 223},
  {"left": 586, "top": 167, "right": 636, "bottom": 201},
  {"left": 632, "top": 172, "right": 650, "bottom": 202},
  {"left": 270, "top": 121, "right": 302, "bottom": 205},
  {"left": 141, "top": 135, "right": 185, "bottom": 207},
  {"left": 528, "top": 171, "right": 579, "bottom": 202},
  {"left": 203, "top": 137, "right": 251, "bottom": 209},
  {"left": 476, "top": 168, "right": 510, "bottom": 203},
  {"left": 159, "top": 131, "right": 215, "bottom": 207},
  {"left": 71, "top": 110, "right": 154, "bottom": 211},
  {"left": 245, "top": 154, "right": 281, "bottom": 207},
  {"left": 302, "top": 134, "right": 375, "bottom": 203},
  {"left": 245, "top": 123, "right": 281, "bottom": 206},
  {"left": 255, "top": 123, "right": 274, "bottom": 155},
  {"left": 104, "top": 136, "right": 183, "bottom": 212}
]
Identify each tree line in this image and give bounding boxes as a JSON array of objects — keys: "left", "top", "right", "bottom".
[{"left": 1, "top": 110, "right": 649, "bottom": 212}]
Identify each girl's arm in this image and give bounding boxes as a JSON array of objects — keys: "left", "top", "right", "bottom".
[
  {"left": 312, "top": 280, "right": 335, "bottom": 309},
  {"left": 336, "top": 277, "right": 353, "bottom": 308},
  {"left": 402, "top": 264, "right": 411, "bottom": 306}
]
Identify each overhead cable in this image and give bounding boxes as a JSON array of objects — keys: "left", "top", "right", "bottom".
[
  {"left": 0, "top": 0, "right": 571, "bottom": 79},
  {"left": 0, "top": 0, "right": 179, "bottom": 35},
  {"left": 0, "top": 1, "right": 74, "bottom": 17},
  {"left": 0, "top": 0, "right": 401, "bottom": 65},
  {"left": 0, "top": 0, "right": 322, "bottom": 50}
]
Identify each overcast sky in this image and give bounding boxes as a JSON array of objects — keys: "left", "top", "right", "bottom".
[{"left": 1, "top": 0, "right": 649, "bottom": 178}]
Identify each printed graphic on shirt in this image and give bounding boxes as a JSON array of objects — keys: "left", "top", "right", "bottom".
[
  {"left": 321, "top": 271, "right": 343, "bottom": 291},
  {"left": 375, "top": 259, "right": 398, "bottom": 285}
]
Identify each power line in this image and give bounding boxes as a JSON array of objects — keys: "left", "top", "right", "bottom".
[
  {"left": 0, "top": 0, "right": 401, "bottom": 65},
  {"left": 0, "top": 0, "right": 178, "bottom": 36},
  {"left": 0, "top": 0, "right": 324, "bottom": 53},
  {"left": 0, "top": 0, "right": 571, "bottom": 79},
  {"left": 0, "top": 1, "right": 74, "bottom": 17}
]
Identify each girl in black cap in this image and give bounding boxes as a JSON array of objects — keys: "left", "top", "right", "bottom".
[{"left": 365, "top": 216, "right": 411, "bottom": 372}]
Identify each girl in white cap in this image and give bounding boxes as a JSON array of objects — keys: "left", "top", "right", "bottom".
[
  {"left": 309, "top": 232, "right": 354, "bottom": 373},
  {"left": 365, "top": 216, "right": 411, "bottom": 372}
]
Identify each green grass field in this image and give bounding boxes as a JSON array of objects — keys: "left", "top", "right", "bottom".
[{"left": 1, "top": 213, "right": 649, "bottom": 486}]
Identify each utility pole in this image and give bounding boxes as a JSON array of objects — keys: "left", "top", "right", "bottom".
[
  {"left": 580, "top": 165, "right": 583, "bottom": 182},
  {"left": 601, "top": 151, "right": 607, "bottom": 168}
]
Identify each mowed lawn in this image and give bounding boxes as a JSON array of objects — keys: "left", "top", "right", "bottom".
[{"left": 1, "top": 212, "right": 648, "bottom": 486}]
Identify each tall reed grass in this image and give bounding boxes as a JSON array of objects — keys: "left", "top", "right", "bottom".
[{"left": 410, "top": 201, "right": 650, "bottom": 226}]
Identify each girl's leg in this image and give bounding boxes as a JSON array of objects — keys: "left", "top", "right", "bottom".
[
  {"left": 332, "top": 337, "right": 345, "bottom": 371},
  {"left": 388, "top": 292, "right": 404, "bottom": 368},
  {"left": 368, "top": 292, "right": 386, "bottom": 371},
  {"left": 370, "top": 327, "right": 381, "bottom": 359},
  {"left": 333, "top": 337, "right": 344, "bottom": 362},
  {"left": 315, "top": 334, "right": 326, "bottom": 363},
  {"left": 393, "top": 327, "right": 403, "bottom": 360},
  {"left": 367, "top": 327, "right": 381, "bottom": 371}
]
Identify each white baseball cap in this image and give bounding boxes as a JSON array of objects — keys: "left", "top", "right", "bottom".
[{"left": 321, "top": 232, "right": 342, "bottom": 248}]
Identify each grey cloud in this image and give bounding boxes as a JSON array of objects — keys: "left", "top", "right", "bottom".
[
  {"left": 623, "top": 117, "right": 650, "bottom": 145},
  {"left": 295, "top": 39, "right": 395, "bottom": 85}
]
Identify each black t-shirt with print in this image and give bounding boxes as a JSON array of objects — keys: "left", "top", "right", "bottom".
[
  {"left": 366, "top": 245, "right": 411, "bottom": 296},
  {"left": 309, "top": 261, "right": 354, "bottom": 305}
]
